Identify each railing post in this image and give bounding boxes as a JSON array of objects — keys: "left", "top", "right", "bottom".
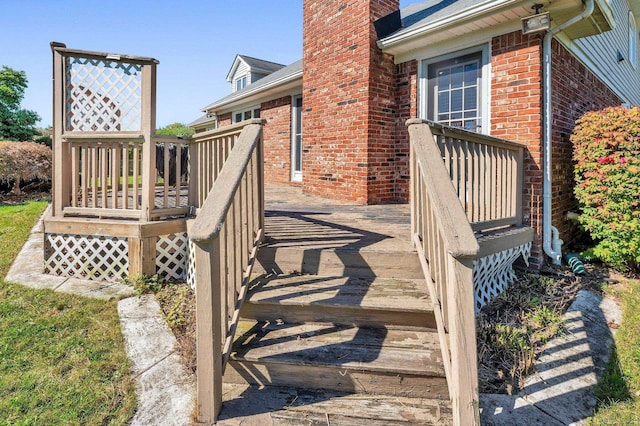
[
  {"left": 194, "top": 237, "right": 223, "bottom": 424},
  {"left": 51, "top": 44, "right": 70, "bottom": 217},
  {"left": 447, "top": 255, "right": 480, "bottom": 426},
  {"left": 257, "top": 126, "right": 265, "bottom": 232},
  {"left": 140, "top": 63, "right": 157, "bottom": 221},
  {"left": 515, "top": 146, "right": 524, "bottom": 226},
  {"left": 188, "top": 140, "right": 199, "bottom": 210}
]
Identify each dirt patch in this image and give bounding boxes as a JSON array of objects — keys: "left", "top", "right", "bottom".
[
  {"left": 477, "top": 264, "right": 615, "bottom": 395},
  {"left": 156, "top": 282, "right": 196, "bottom": 373}
]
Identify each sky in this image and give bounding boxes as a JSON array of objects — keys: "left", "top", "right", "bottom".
[{"left": 1, "top": 0, "right": 414, "bottom": 128}]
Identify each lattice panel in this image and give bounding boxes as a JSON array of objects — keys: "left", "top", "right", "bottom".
[
  {"left": 473, "top": 242, "right": 532, "bottom": 311},
  {"left": 156, "top": 233, "right": 189, "bottom": 280},
  {"left": 44, "top": 233, "right": 129, "bottom": 281},
  {"left": 187, "top": 239, "right": 196, "bottom": 290},
  {"left": 65, "top": 56, "right": 142, "bottom": 132}
]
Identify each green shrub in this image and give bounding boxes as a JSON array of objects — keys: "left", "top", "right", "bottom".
[
  {"left": 0, "top": 141, "right": 52, "bottom": 194},
  {"left": 571, "top": 106, "right": 640, "bottom": 271}
]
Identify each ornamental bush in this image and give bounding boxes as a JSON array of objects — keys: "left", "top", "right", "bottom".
[
  {"left": 571, "top": 106, "right": 640, "bottom": 272},
  {"left": 0, "top": 141, "right": 52, "bottom": 194}
]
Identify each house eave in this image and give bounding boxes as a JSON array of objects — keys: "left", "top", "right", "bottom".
[
  {"left": 203, "top": 71, "right": 303, "bottom": 114},
  {"left": 378, "top": 0, "right": 528, "bottom": 55},
  {"left": 379, "top": 0, "right": 614, "bottom": 57}
]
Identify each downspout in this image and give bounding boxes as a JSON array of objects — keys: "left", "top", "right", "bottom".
[{"left": 542, "top": 0, "right": 595, "bottom": 264}]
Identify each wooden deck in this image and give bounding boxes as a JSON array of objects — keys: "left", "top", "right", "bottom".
[{"left": 215, "top": 184, "right": 452, "bottom": 425}]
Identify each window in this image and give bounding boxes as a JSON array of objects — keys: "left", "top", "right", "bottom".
[
  {"left": 630, "top": 11, "right": 637, "bottom": 68},
  {"left": 233, "top": 107, "right": 260, "bottom": 123},
  {"left": 427, "top": 52, "right": 483, "bottom": 132},
  {"left": 235, "top": 75, "right": 247, "bottom": 91}
]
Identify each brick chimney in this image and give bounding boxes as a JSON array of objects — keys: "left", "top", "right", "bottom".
[{"left": 302, "top": 0, "right": 400, "bottom": 204}]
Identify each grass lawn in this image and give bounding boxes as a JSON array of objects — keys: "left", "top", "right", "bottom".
[
  {"left": 0, "top": 201, "right": 136, "bottom": 425},
  {"left": 589, "top": 277, "right": 640, "bottom": 425}
]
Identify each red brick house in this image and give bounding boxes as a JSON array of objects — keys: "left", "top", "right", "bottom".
[{"left": 192, "top": 0, "right": 640, "bottom": 267}]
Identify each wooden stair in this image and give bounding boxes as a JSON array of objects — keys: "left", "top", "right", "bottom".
[{"left": 217, "top": 191, "right": 452, "bottom": 424}]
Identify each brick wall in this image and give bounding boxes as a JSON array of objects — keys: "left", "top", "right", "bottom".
[
  {"left": 491, "top": 31, "right": 545, "bottom": 268},
  {"left": 218, "top": 112, "right": 232, "bottom": 127},
  {"left": 550, "top": 39, "right": 621, "bottom": 245},
  {"left": 302, "top": 0, "right": 399, "bottom": 203},
  {"left": 394, "top": 60, "right": 418, "bottom": 203},
  {"left": 261, "top": 96, "right": 294, "bottom": 184}
]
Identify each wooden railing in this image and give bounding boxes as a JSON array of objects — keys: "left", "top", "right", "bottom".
[
  {"left": 188, "top": 121, "right": 256, "bottom": 210},
  {"left": 64, "top": 133, "right": 145, "bottom": 219},
  {"left": 151, "top": 135, "right": 191, "bottom": 218},
  {"left": 188, "top": 121, "right": 265, "bottom": 423},
  {"left": 407, "top": 119, "right": 480, "bottom": 426},
  {"left": 428, "top": 121, "right": 525, "bottom": 232}
]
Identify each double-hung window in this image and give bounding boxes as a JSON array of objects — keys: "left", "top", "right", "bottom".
[{"left": 421, "top": 48, "right": 488, "bottom": 134}]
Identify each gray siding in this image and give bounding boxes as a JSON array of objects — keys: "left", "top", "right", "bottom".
[{"left": 567, "top": 0, "right": 640, "bottom": 104}]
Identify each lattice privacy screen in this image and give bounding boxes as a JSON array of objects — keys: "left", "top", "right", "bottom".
[
  {"left": 65, "top": 56, "right": 142, "bottom": 132},
  {"left": 473, "top": 242, "right": 532, "bottom": 311},
  {"left": 45, "top": 234, "right": 129, "bottom": 281},
  {"left": 155, "top": 233, "right": 189, "bottom": 280}
]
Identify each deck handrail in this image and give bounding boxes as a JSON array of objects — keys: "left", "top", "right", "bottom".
[
  {"left": 407, "top": 118, "right": 480, "bottom": 426},
  {"left": 426, "top": 120, "right": 525, "bottom": 233},
  {"left": 188, "top": 121, "right": 265, "bottom": 423}
]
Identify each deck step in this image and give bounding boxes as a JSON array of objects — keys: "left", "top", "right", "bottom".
[
  {"left": 225, "top": 321, "right": 448, "bottom": 399},
  {"left": 243, "top": 274, "right": 436, "bottom": 328},
  {"left": 255, "top": 246, "right": 424, "bottom": 279},
  {"left": 217, "top": 384, "right": 452, "bottom": 425}
]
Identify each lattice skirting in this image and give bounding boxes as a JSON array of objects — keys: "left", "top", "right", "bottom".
[
  {"left": 473, "top": 242, "right": 532, "bottom": 312},
  {"left": 187, "top": 240, "right": 196, "bottom": 290},
  {"left": 155, "top": 233, "right": 189, "bottom": 280},
  {"left": 45, "top": 234, "right": 129, "bottom": 281},
  {"left": 45, "top": 232, "right": 194, "bottom": 283}
]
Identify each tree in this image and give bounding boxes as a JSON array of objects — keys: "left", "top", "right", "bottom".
[
  {"left": 156, "top": 122, "right": 194, "bottom": 137},
  {"left": 0, "top": 66, "right": 41, "bottom": 141}
]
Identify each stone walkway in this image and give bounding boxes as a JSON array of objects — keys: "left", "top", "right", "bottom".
[
  {"left": 6, "top": 202, "right": 623, "bottom": 425},
  {"left": 6, "top": 205, "right": 195, "bottom": 426}
]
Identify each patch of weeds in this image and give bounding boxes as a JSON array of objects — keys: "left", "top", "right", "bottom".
[
  {"left": 477, "top": 270, "right": 582, "bottom": 394},
  {"left": 156, "top": 282, "right": 196, "bottom": 373},
  {"left": 125, "top": 273, "right": 164, "bottom": 295}
]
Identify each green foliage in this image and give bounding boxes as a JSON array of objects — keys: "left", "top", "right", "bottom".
[
  {"left": 0, "top": 202, "right": 136, "bottom": 424},
  {"left": 0, "top": 66, "right": 41, "bottom": 141},
  {"left": 0, "top": 141, "right": 52, "bottom": 194},
  {"left": 156, "top": 122, "right": 194, "bottom": 137},
  {"left": 156, "top": 284, "right": 191, "bottom": 328},
  {"left": 571, "top": 106, "right": 640, "bottom": 272},
  {"left": 590, "top": 280, "right": 640, "bottom": 425},
  {"left": 125, "top": 273, "right": 164, "bottom": 296}
]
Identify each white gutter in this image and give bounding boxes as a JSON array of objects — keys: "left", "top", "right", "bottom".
[
  {"left": 378, "top": 0, "right": 525, "bottom": 50},
  {"left": 201, "top": 69, "right": 303, "bottom": 112},
  {"left": 542, "top": 0, "right": 595, "bottom": 265}
]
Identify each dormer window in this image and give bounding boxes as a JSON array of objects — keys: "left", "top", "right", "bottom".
[{"left": 235, "top": 75, "right": 247, "bottom": 91}]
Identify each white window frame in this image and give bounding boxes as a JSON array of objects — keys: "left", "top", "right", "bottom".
[
  {"left": 291, "top": 95, "right": 303, "bottom": 182},
  {"left": 234, "top": 75, "right": 247, "bottom": 92},
  {"left": 419, "top": 44, "right": 491, "bottom": 135},
  {"left": 232, "top": 106, "right": 260, "bottom": 124},
  {"left": 630, "top": 11, "right": 638, "bottom": 69}
]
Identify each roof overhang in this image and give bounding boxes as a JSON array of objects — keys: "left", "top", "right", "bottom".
[
  {"left": 226, "top": 55, "right": 245, "bottom": 83},
  {"left": 203, "top": 70, "right": 303, "bottom": 114},
  {"left": 379, "top": 0, "right": 614, "bottom": 59}
]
